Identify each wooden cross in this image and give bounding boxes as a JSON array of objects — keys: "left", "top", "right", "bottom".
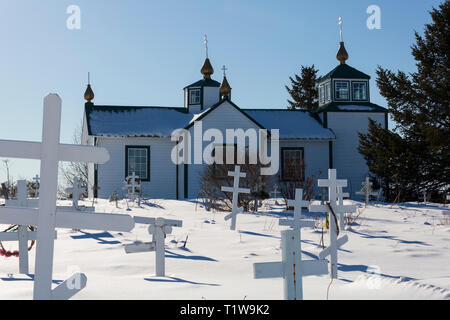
[
  {"left": 123, "top": 172, "right": 140, "bottom": 202},
  {"left": 5, "top": 180, "right": 39, "bottom": 208},
  {"left": 0, "top": 94, "right": 135, "bottom": 300},
  {"left": 0, "top": 180, "right": 56, "bottom": 274},
  {"left": 279, "top": 189, "right": 315, "bottom": 232},
  {"left": 337, "top": 186, "right": 351, "bottom": 230},
  {"left": 125, "top": 216, "right": 182, "bottom": 277},
  {"left": 65, "top": 177, "right": 85, "bottom": 209},
  {"left": 309, "top": 169, "right": 355, "bottom": 279},
  {"left": 355, "top": 177, "right": 378, "bottom": 206},
  {"left": 444, "top": 194, "right": 450, "bottom": 215},
  {"left": 253, "top": 229, "right": 328, "bottom": 300},
  {"left": 221, "top": 166, "right": 250, "bottom": 230},
  {"left": 33, "top": 175, "right": 40, "bottom": 197},
  {"left": 270, "top": 184, "right": 280, "bottom": 205}
]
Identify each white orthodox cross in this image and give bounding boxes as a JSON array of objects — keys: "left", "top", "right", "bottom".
[
  {"left": 279, "top": 189, "right": 315, "bottom": 232},
  {"left": 0, "top": 180, "right": 56, "bottom": 274},
  {"left": 204, "top": 34, "right": 209, "bottom": 58},
  {"left": 5, "top": 180, "right": 39, "bottom": 208},
  {"left": 125, "top": 216, "right": 183, "bottom": 277},
  {"left": 337, "top": 186, "right": 350, "bottom": 230},
  {"left": 253, "top": 229, "right": 328, "bottom": 300},
  {"left": 309, "top": 169, "right": 355, "bottom": 279},
  {"left": 65, "top": 177, "right": 85, "bottom": 209},
  {"left": 123, "top": 172, "right": 140, "bottom": 202},
  {"left": 33, "top": 175, "right": 40, "bottom": 197},
  {"left": 0, "top": 94, "right": 135, "bottom": 300},
  {"left": 423, "top": 190, "right": 427, "bottom": 204},
  {"left": 270, "top": 184, "right": 280, "bottom": 205},
  {"left": 339, "top": 16, "right": 344, "bottom": 42},
  {"left": 221, "top": 166, "right": 250, "bottom": 230},
  {"left": 355, "top": 177, "right": 378, "bottom": 206}
]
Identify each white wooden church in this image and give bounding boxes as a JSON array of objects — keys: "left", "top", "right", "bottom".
[{"left": 82, "top": 39, "right": 388, "bottom": 200}]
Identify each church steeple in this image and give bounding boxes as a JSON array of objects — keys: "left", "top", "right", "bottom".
[
  {"left": 336, "top": 17, "right": 349, "bottom": 64},
  {"left": 200, "top": 35, "right": 214, "bottom": 79},
  {"left": 84, "top": 72, "right": 94, "bottom": 102},
  {"left": 219, "top": 66, "right": 231, "bottom": 99}
]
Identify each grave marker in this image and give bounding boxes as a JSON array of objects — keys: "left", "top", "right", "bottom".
[
  {"left": 0, "top": 94, "right": 135, "bottom": 300},
  {"left": 0, "top": 180, "right": 57, "bottom": 274},
  {"left": 309, "top": 169, "right": 355, "bottom": 279},
  {"left": 253, "top": 230, "right": 328, "bottom": 300},
  {"left": 125, "top": 216, "right": 182, "bottom": 276},
  {"left": 355, "top": 177, "right": 378, "bottom": 206},
  {"left": 65, "top": 177, "right": 85, "bottom": 209},
  {"left": 123, "top": 172, "right": 140, "bottom": 203},
  {"left": 221, "top": 166, "right": 250, "bottom": 230},
  {"left": 279, "top": 189, "right": 315, "bottom": 231}
]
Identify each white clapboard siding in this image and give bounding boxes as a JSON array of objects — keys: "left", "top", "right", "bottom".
[
  {"left": 279, "top": 140, "right": 330, "bottom": 192},
  {"left": 327, "top": 112, "right": 385, "bottom": 196},
  {"left": 186, "top": 101, "right": 262, "bottom": 199},
  {"left": 96, "top": 137, "right": 177, "bottom": 199}
]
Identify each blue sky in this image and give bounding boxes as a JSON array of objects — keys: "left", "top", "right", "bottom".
[{"left": 0, "top": 0, "right": 443, "bottom": 182}]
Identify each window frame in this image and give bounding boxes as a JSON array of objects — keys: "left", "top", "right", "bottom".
[
  {"left": 319, "top": 85, "right": 325, "bottom": 104},
  {"left": 334, "top": 80, "right": 350, "bottom": 101},
  {"left": 352, "top": 81, "right": 369, "bottom": 101},
  {"left": 188, "top": 88, "right": 201, "bottom": 105},
  {"left": 325, "top": 82, "right": 332, "bottom": 102},
  {"left": 281, "top": 147, "right": 305, "bottom": 181},
  {"left": 125, "top": 145, "right": 150, "bottom": 182}
]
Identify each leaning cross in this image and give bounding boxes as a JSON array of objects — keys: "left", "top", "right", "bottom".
[
  {"left": 221, "top": 166, "right": 250, "bottom": 230},
  {"left": 65, "top": 177, "right": 85, "bottom": 209},
  {"left": 309, "top": 169, "right": 355, "bottom": 279},
  {"left": 279, "top": 189, "right": 315, "bottom": 232},
  {"left": 125, "top": 216, "right": 182, "bottom": 277},
  {"left": 253, "top": 229, "right": 328, "bottom": 300},
  {"left": 0, "top": 180, "right": 56, "bottom": 274},
  {"left": 356, "top": 177, "right": 378, "bottom": 206},
  {"left": 0, "top": 94, "right": 135, "bottom": 300}
]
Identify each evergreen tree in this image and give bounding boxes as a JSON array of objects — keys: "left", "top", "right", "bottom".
[
  {"left": 359, "top": 1, "right": 450, "bottom": 202},
  {"left": 286, "top": 65, "right": 319, "bottom": 110}
]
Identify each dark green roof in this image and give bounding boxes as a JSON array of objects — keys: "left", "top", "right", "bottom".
[
  {"left": 313, "top": 101, "right": 388, "bottom": 114},
  {"left": 184, "top": 78, "right": 221, "bottom": 89},
  {"left": 318, "top": 64, "right": 371, "bottom": 82}
]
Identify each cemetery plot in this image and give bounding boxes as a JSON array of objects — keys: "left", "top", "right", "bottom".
[
  {"left": 0, "top": 94, "right": 135, "bottom": 300},
  {"left": 355, "top": 177, "right": 379, "bottom": 206},
  {"left": 221, "top": 166, "right": 250, "bottom": 230},
  {"left": 125, "top": 216, "right": 183, "bottom": 277},
  {"left": 309, "top": 169, "right": 356, "bottom": 279}
]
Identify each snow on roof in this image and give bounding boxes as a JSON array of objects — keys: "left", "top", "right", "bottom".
[
  {"left": 244, "top": 110, "right": 335, "bottom": 140},
  {"left": 86, "top": 106, "right": 193, "bottom": 137},
  {"left": 86, "top": 104, "right": 335, "bottom": 140}
]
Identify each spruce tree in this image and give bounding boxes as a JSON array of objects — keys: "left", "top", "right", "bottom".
[
  {"left": 286, "top": 65, "right": 319, "bottom": 110},
  {"left": 359, "top": 1, "right": 450, "bottom": 202}
]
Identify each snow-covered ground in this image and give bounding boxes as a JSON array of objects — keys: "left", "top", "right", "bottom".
[{"left": 0, "top": 198, "right": 449, "bottom": 300}]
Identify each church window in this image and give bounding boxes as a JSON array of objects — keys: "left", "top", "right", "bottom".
[
  {"left": 281, "top": 148, "right": 305, "bottom": 181},
  {"left": 319, "top": 85, "right": 325, "bottom": 104},
  {"left": 335, "top": 81, "right": 349, "bottom": 100},
  {"left": 125, "top": 146, "right": 150, "bottom": 181},
  {"left": 352, "top": 82, "right": 368, "bottom": 101},
  {"left": 325, "top": 83, "right": 331, "bottom": 101},
  {"left": 189, "top": 89, "right": 201, "bottom": 105}
]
